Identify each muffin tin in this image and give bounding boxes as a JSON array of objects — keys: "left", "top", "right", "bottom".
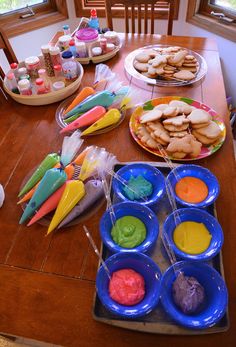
[{"left": 93, "top": 162, "right": 229, "bottom": 334}]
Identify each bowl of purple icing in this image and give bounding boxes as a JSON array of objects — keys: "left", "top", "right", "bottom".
[{"left": 161, "top": 261, "right": 228, "bottom": 329}]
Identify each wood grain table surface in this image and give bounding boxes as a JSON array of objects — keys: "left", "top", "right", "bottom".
[{"left": 0, "top": 34, "right": 235, "bottom": 347}]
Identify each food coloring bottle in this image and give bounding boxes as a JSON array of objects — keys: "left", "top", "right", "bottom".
[{"left": 88, "top": 9, "right": 100, "bottom": 30}]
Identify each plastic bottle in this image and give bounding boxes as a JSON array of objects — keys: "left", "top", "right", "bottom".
[
  {"left": 53, "top": 81, "right": 65, "bottom": 91},
  {"left": 18, "top": 79, "right": 32, "bottom": 95},
  {"left": 61, "top": 51, "right": 78, "bottom": 82},
  {"left": 58, "top": 35, "right": 71, "bottom": 52},
  {"left": 49, "top": 46, "right": 61, "bottom": 67},
  {"left": 38, "top": 68, "right": 51, "bottom": 92},
  {"left": 53, "top": 65, "right": 62, "bottom": 79},
  {"left": 41, "top": 45, "right": 54, "bottom": 77},
  {"left": 10, "top": 63, "right": 19, "bottom": 79},
  {"left": 6, "top": 72, "right": 19, "bottom": 94},
  {"left": 88, "top": 9, "right": 99, "bottom": 30},
  {"left": 69, "top": 40, "right": 77, "bottom": 57},
  {"left": 75, "top": 41, "right": 87, "bottom": 58},
  {"left": 35, "top": 78, "right": 48, "bottom": 94},
  {"left": 63, "top": 24, "right": 71, "bottom": 36}
]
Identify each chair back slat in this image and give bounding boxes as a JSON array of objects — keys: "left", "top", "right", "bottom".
[
  {"left": 104, "top": 1, "right": 174, "bottom": 35},
  {"left": 0, "top": 28, "right": 18, "bottom": 79},
  {"left": 144, "top": 4, "right": 148, "bottom": 34},
  {"left": 137, "top": 4, "right": 142, "bottom": 34}
]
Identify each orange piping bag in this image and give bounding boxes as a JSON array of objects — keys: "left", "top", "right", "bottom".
[
  {"left": 47, "top": 180, "right": 85, "bottom": 235},
  {"left": 60, "top": 106, "right": 106, "bottom": 134},
  {"left": 27, "top": 183, "right": 66, "bottom": 226},
  {"left": 63, "top": 87, "right": 95, "bottom": 116}
]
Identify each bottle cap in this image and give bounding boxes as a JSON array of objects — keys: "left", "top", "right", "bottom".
[
  {"left": 7, "top": 72, "right": 15, "bottom": 80},
  {"left": 41, "top": 45, "right": 50, "bottom": 53},
  {"left": 54, "top": 64, "right": 62, "bottom": 71},
  {"left": 49, "top": 46, "right": 60, "bottom": 55},
  {"left": 62, "top": 51, "right": 73, "bottom": 59},
  {"left": 90, "top": 8, "right": 97, "bottom": 17},
  {"left": 38, "top": 68, "right": 46, "bottom": 76},
  {"left": 35, "top": 78, "right": 44, "bottom": 85},
  {"left": 53, "top": 81, "right": 65, "bottom": 91},
  {"left": 18, "top": 79, "right": 30, "bottom": 89},
  {"left": 63, "top": 24, "right": 69, "bottom": 30},
  {"left": 58, "top": 35, "right": 72, "bottom": 44},
  {"left": 25, "top": 56, "right": 40, "bottom": 66},
  {"left": 69, "top": 40, "right": 75, "bottom": 46},
  {"left": 18, "top": 67, "right": 27, "bottom": 75},
  {"left": 10, "top": 63, "right": 18, "bottom": 69}
]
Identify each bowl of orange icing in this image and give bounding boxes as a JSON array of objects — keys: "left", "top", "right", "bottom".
[{"left": 166, "top": 164, "right": 219, "bottom": 209}]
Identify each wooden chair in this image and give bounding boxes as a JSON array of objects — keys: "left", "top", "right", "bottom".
[
  {"left": 0, "top": 27, "right": 18, "bottom": 80},
  {"left": 104, "top": 0, "right": 174, "bottom": 35}
]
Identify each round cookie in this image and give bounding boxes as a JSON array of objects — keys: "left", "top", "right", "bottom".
[
  {"left": 173, "top": 70, "right": 195, "bottom": 81},
  {"left": 135, "top": 53, "right": 150, "bottom": 63},
  {"left": 134, "top": 61, "right": 149, "bottom": 72}
]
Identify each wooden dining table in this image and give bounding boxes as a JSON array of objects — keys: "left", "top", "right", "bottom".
[{"left": 0, "top": 33, "right": 235, "bottom": 347}]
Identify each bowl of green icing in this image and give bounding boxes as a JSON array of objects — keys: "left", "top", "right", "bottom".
[
  {"left": 112, "top": 163, "right": 166, "bottom": 212},
  {"left": 99, "top": 201, "right": 159, "bottom": 254}
]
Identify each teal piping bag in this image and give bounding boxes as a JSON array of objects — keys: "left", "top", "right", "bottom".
[
  {"left": 64, "top": 90, "right": 115, "bottom": 119},
  {"left": 19, "top": 168, "right": 67, "bottom": 224}
]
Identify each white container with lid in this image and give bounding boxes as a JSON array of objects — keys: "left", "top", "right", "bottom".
[
  {"left": 58, "top": 35, "right": 72, "bottom": 51},
  {"left": 53, "top": 81, "right": 65, "bottom": 91},
  {"left": 18, "top": 79, "right": 32, "bottom": 95},
  {"left": 104, "top": 31, "right": 118, "bottom": 45},
  {"left": 25, "top": 56, "right": 41, "bottom": 79}
]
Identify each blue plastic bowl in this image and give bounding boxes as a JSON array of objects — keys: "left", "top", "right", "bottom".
[
  {"left": 100, "top": 201, "right": 159, "bottom": 254},
  {"left": 161, "top": 261, "right": 228, "bottom": 329},
  {"left": 166, "top": 164, "right": 219, "bottom": 208},
  {"left": 112, "top": 163, "right": 166, "bottom": 212},
  {"left": 96, "top": 252, "right": 162, "bottom": 318},
  {"left": 163, "top": 208, "right": 223, "bottom": 262}
]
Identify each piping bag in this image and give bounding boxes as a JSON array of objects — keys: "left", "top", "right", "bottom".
[
  {"left": 47, "top": 180, "right": 85, "bottom": 234},
  {"left": 63, "top": 86, "right": 95, "bottom": 116},
  {"left": 19, "top": 168, "right": 67, "bottom": 224},
  {"left": 60, "top": 106, "right": 106, "bottom": 134},
  {"left": 57, "top": 179, "right": 103, "bottom": 228},
  {"left": 18, "top": 153, "right": 60, "bottom": 197}
]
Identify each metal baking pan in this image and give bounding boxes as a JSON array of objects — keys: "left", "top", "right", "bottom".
[{"left": 92, "top": 162, "right": 229, "bottom": 335}]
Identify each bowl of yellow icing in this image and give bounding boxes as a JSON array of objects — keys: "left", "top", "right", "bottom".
[
  {"left": 99, "top": 201, "right": 159, "bottom": 254},
  {"left": 163, "top": 208, "right": 223, "bottom": 262}
]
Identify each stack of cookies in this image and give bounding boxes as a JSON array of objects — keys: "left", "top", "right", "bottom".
[
  {"left": 133, "top": 46, "right": 199, "bottom": 81},
  {"left": 136, "top": 100, "right": 222, "bottom": 159}
]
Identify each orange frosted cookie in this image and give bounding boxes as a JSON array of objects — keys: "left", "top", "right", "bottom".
[{"left": 175, "top": 176, "right": 208, "bottom": 203}]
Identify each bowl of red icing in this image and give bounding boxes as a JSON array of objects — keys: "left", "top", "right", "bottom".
[{"left": 96, "top": 251, "right": 162, "bottom": 318}]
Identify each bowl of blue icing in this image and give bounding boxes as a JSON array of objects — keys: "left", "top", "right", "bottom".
[{"left": 112, "top": 163, "right": 166, "bottom": 212}]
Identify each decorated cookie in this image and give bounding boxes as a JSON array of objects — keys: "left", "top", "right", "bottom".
[
  {"left": 187, "top": 109, "right": 212, "bottom": 127},
  {"left": 134, "top": 61, "right": 148, "bottom": 72},
  {"left": 140, "top": 109, "right": 163, "bottom": 123},
  {"left": 192, "top": 120, "right": 221, "bottom": 139},
  {"left": 146, "top": 121, "right": 170, "bottom": 145}
]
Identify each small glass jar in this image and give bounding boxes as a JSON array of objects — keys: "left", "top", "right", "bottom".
[
  {"left": 53, "top": 65, "right": 62, "bottom": 78},
  {"left": 17, "top": 67, "right": 27, "bottom": 79},
  {"left": 104, "top": 31, "right": 118, "bottom": 45},
  {"left": 49, "top": 46, "right": 61, "bottom": 67},
  {"left": 75, "top": 41, "right": 87, "bottom": 58},
  {"left": 92, "top": 47, "right": 102, "bottom": 56},
  {"left": 6, "top": 72, "right": 19, "bottom": 94},
  {"left": 35, "top": 78, "right": 48, "bottom": 94},
  {"left": 69, "top": 40, "right": 77, "bottom": 57},
  {"left": 58, "top": 35, "right": 72, "bottom": 52},
  {"left": 53, "top": 81, "right": 65, "bottom": 91},
  {"left": 25, "top": 56, "right": 41, "bottom": 79},
  {"left": 19, "top": 74, "right": 31, "bottom": 81},
  {"left": 61, "top": 51, "right": 78, "bottom": 82},
  {"left": 18, "top": 79, "right": 32, "bottom": 95}
]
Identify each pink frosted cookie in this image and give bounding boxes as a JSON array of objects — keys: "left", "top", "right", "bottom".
[{"left": 109, "top": 269, "right": 145, "bottom": 306}]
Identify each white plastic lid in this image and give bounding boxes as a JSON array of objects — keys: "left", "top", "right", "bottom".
[
  {"left": 18, "top": 67, "right": 27, "bottom": 74},
  {"left": 92, "top": 47, "right": 102, "bottom": 56},
  {"left": 25, "top": 56, "right": 40, "bottom": 65},
  {"left": 104, "top": 31, "right": 118, "bottom": 39},
  {"left": 53, "top": 81, "right": 65, "bottom": 90},
  {"left": 38, "top": 68, "right": 46, "bottom": 75},
  {"left": 58, "top": 35, "right": 72, "bottom": 44},
  {"left": 18, "top": 79, "right": 31, "bottom": 89},
  {"left": 41, "top": 45, "right": 50, "bottom": 53},
  {"left": 49, "top": 46, "right": 60, "bottom": 55}
]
